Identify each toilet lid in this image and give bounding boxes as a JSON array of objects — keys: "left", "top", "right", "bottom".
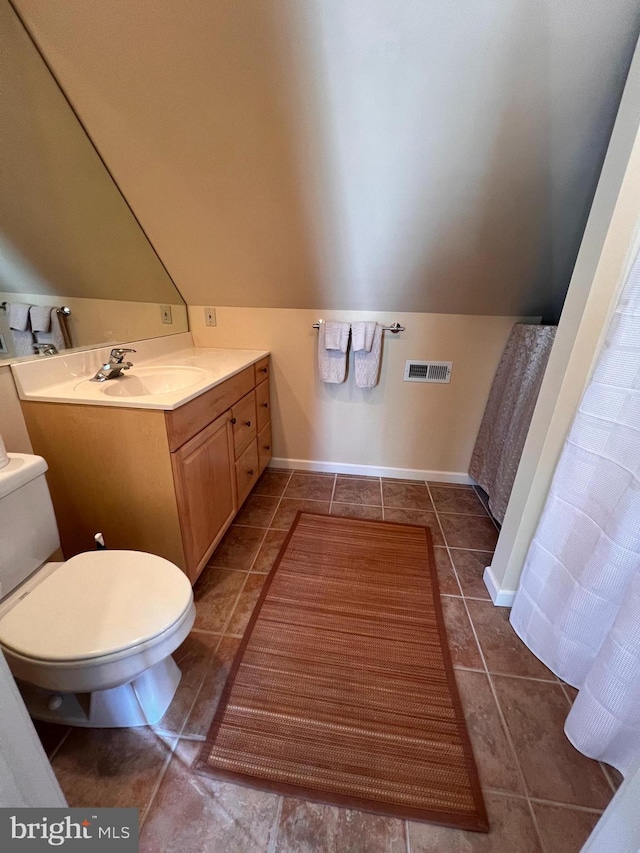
[{"left": 0, "top": 551, "right": 193, "bottom": 662}]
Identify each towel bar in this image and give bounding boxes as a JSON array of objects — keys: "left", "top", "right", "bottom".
[
  {"left": 1, "top": 302, "right": 71, "bottom": 316},
  {"left": 312, "top": 320, "right": 405, "bottom": 333}
]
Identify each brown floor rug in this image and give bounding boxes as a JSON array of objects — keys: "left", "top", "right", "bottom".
[{"left": 195, "top": 511, "right": 488, "bottom": 831}]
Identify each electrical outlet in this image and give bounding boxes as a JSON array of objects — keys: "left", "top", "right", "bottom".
[
  {"left": 205, "top": 307, "right": 217, "bottom": 327},
  {"left": 160, "top": 305, "right": 173, "bottom": 324}
]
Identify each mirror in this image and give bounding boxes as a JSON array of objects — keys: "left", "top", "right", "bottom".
[{"left": 0, "top": 0, "right": 188, "bottom": 365}]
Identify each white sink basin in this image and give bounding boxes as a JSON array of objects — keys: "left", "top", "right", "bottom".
[{"left": 76, "top": 366, "right": 211, "bottom": 397}]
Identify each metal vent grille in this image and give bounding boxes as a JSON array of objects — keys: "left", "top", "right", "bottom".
[{"left": 403, "top": 360, "right": 452, "bottom": 383}]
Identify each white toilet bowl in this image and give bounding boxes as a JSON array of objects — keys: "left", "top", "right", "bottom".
[{"left": 0, "top": 550, "right": 195, "bottom": 728}]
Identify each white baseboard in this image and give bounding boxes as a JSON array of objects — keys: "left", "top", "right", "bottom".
[
  {"left": 483, "top": 565, "right": 517, "bottom": 607},
  {"left": 269, "top": 457, "right": 475, "bottom": 484}
]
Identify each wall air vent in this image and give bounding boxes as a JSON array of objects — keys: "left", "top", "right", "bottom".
[{"left": 403, "top": 360, "right": 452, "bottom": 383}]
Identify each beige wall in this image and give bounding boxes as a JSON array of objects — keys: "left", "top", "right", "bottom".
[
  {"left": 15, "top": 0, "right": 640, "bottom": 320},
  {"left": 0, "top": 367, "right": 32, "bottom": 453},
  {"left": 190, "top": 307, "right": 533, "bottom": 476},
  {"left": 486, "top": 40, "right": 640, "bottom": 602}
]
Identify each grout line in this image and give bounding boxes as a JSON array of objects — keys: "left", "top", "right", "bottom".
[
  {"left": 215, "top": 471, "right": 295, "bottom": 636},
  {"left": 267, "top": 796, "right": 283, "bottom": 853},
  {"left": 327, "top": 474, "right": 338, "bottom": 514},
  {"left": 599, "top": 763, "right": 619, "bottom": 796},
  {"left": 139, "top": 734, "right": 180, "bottom": 830},
  {"left": 486, "top": 788, "right": 604, "bottom": 814},
  {"left": 405, "top": 818, "right": 412, "bottom": 853},
  {"left": 48, "top": 727, "right": 71, "bottom": 763},
  {"left": 453, "top": 665, "right": 560, "bottom": 685},
  {"left": 425, "top": 483, "right": 549, "bottom": 852},
  {"left": 380, "top": 478, "right": 386, "bottom": 521}
]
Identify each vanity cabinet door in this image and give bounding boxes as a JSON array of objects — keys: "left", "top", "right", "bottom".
[{"left": 171, "top": 411, "right": 237, "bottom": 583}]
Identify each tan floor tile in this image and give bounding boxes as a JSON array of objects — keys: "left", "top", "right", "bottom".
[
  {"left": 493, "top": 676, "right": 613, "bottom": 809},
  {"left": 466, "top": 600, "right": 556, "bottom": 680},
  {"left": 274, "top": 799, "right": 406, "bottom": 853},
  {"left": 226, "top": 572, "right": 267, "bottom": 635},
  {"left": 408, "top": 794, "right": 542, "bottom": 852},
  {"left": 52, "top": 728, "right": 175, "bottom": 810},
  {"left": 333, "top": 476, "right": 382, "bottom": 505},
  {"left": 433, "top": 547, "right": 461, "bottom": 596},
  {"left": 234, "top": 494, "right": 280, "bottom": 527},
  {"left": 531, "top": 803, "right": 601, "bottom": 853},
  {"left": 439, "top": 515, "right": 499, "bottom": 551},
  {"left": 382, "top": 509, "right": 445, "bottom": 546},
  {"left": 271, "top": 499, "right": 330, "bottom": 530},
  {"left": 183, "top": 636, "right": 241, "bottom": 738},
  {"left": 253, "top": 469, "right": 291, "bottom": 497},
  {"left": 430, "top": 485, "right": 489, "bottom": 516},
  {"left": 154, "top": 632, "right": 221, "bottom": 736},
  {"left": 454, "top": 670, "right": 523, "bottom": 794},
  {"left": 382, "top": 481, "right": 434, "bottom": 510},
  {"left": 330, "top": 502, "right": 383, "bottom": 521},
  {"left": 208, "top": 525, "right": 265, "bottom": 570},
  {"left": 441, "top": 597, "right": 483, "bottom": 669},
  {"left": 284, "top": 473, "right": 335, "bottom": 500},
  {"left": 141, "top": 739, "right": 279, "bottom": 852},
  {"left": 450, "top": 550, "right": 493, "bottom": 600},
  {"left": 252, "top": 529, "right": 288, "bottom": 573},
  {"left": 193, "top": 569, "right": 246, "bottom": 632}
]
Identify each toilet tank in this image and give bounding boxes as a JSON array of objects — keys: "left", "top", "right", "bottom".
[{"left": 0, "top": 454, "right": 60, "bottom": 599}]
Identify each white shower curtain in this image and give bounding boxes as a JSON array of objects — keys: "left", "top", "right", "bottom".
[{"left": 510, "top": 250, "right": 640, "bottom": 776}]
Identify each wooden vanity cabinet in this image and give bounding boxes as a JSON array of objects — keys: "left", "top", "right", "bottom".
[
  {"left": 254, "top": 356, "right": 272, "bottom": 475},
  {"left": 20, "top": 358, "right": 271, "bottom": 584}
]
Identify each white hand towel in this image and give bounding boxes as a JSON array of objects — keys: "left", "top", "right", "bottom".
[
  {"left": 354, "top": 323, "right": 383, "bottom": 388},
  {"left": 5, "top": 302, "right": 34, "bottom": 356},
  {"left": 35, "top": 309, "right": 69, "bottom": 351},
  {"left": 5, "top": 302, "right": 30, "bottom": 331},
  {"left": 351, "top": 321, "right": 377, "bottom": 352},
  {"left": 8, "top": 329, "right": 35, "bottom": 357},
  {"left": 324, "top": 320, "right": 350, "bottom": 353},
  {"left": 29, "top": 305, "right": 52, "bottom": 333},
  {"left": 318, "top": 322, "right": 348, "bottom": 383}
]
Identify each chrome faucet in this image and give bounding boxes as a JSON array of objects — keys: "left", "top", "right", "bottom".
[
  {"left": 33, "top": 343, "right": 59, "bottom": 356},
  {"left": 90, "top": 348, "right": 137, "bottom": 382}
]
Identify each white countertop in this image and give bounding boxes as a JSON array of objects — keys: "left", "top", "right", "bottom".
[{"left": 10, "top": 334, "right": 269, "bottom": 410}]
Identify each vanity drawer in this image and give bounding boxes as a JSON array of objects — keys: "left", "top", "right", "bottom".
[
  {"left": 254, "top": 357, "right": 270, "bottom": 385},
  {"left": 257, "top": 422, "right": 272, "bottom": 474},
  {"left": 231, "top": 390, "right": 256, "bottom": 459},
  {"left": 236, "top": 439, "right": 259, "bottom": 505},
  {"left": 165, "top": 366, "right": 254, "bottom": 451},
  {"left": 255, "top": 379, "right": 270, "bottom": 432}
]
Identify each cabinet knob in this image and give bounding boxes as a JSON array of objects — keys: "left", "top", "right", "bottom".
[
  {"left": 248, "top": 468, "right": 254, "bottom": 476},
  {"left": 244, "top": 420, "right": 252, "bottom": 427},
  {"left": 230, "top": 417, "right": 237, "bottom": 425},
  {"left": 264, "top": 444, "right": 271, "bottom": 451},
  {"left": 259, "top": 367, "right": 268, "bottom": 373},
  {"left": 261, "top": 402, "right": 269, "bottom": 408}
]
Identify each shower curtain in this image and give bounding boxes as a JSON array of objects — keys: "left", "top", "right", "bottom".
[
  {"left": 510, "top": 250, "right": 640, "bottom": 775},
  {"left": 470, "top": 324, "right": 557, "bottom": 523}
]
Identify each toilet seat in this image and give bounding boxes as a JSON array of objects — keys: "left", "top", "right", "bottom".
[{"left": 0, "top": 550, "right": 193, "bottom": 662}]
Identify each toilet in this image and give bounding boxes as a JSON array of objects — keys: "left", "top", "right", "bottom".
[{"left": 0, "top": 453, "right": 196, "bottom": 728}]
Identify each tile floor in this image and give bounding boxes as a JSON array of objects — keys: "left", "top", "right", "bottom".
[{"left": 34, "top": 470, "right": 619, "bottom": 852}]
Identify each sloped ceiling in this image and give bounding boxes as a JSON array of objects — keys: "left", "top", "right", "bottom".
[{"left": 11, "top": 0, "right": 640, "bottom": 318}]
